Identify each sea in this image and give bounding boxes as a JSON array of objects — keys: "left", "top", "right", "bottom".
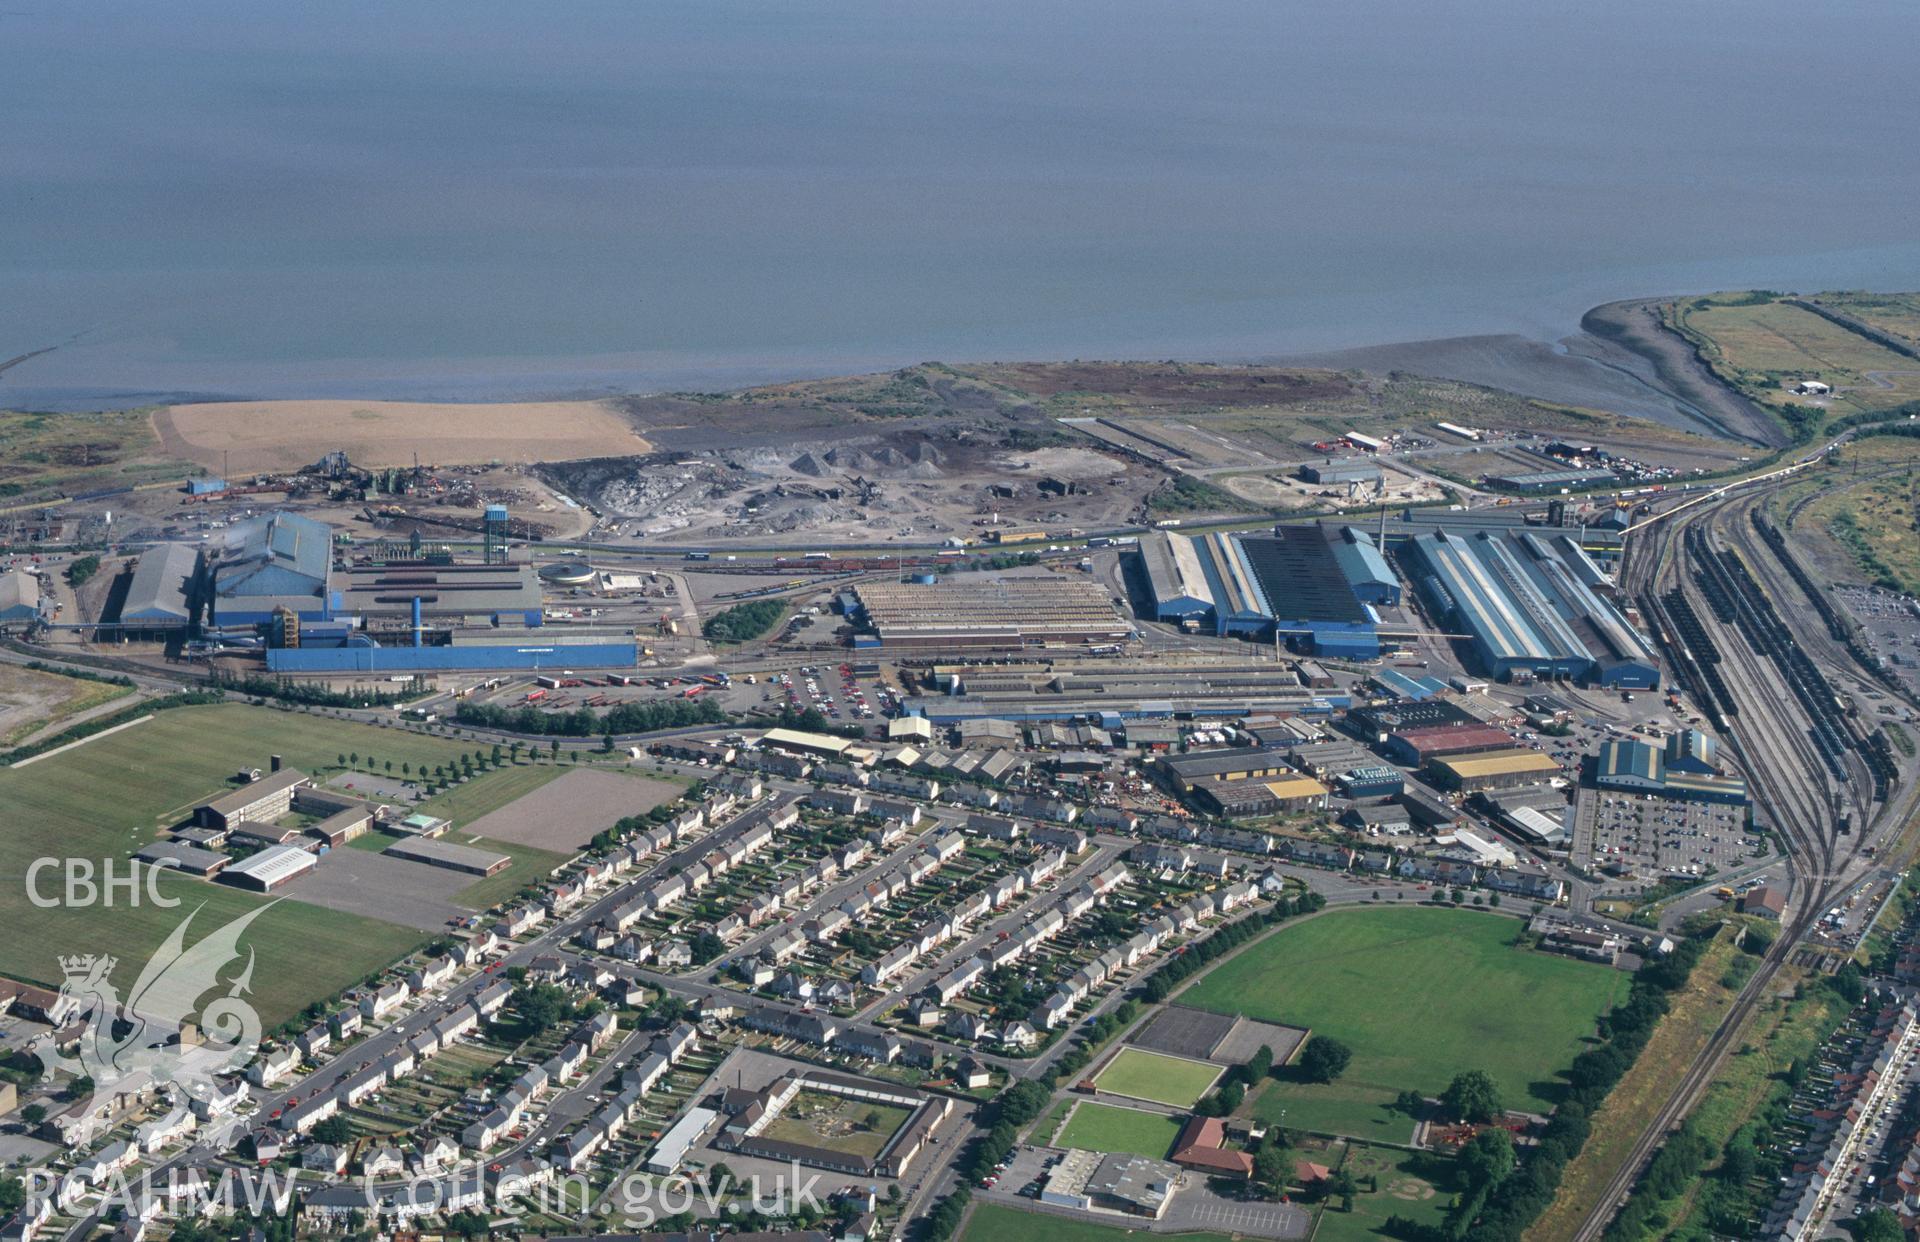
[{"left": 4, "top": 0, "right": 1919, "bottom": 411}]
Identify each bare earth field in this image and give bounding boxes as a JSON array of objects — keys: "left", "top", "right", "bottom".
[
  {"left": 154, "top": 398, "right": 651, "bottom": 472},
  {"left": 0, "top": 664, "right": 132, "bottom": 749},
  {"left": 460, "top": 766, "right": 684, "bottom": 851}
]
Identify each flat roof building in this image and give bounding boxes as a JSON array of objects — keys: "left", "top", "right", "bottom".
[
  {"left": 1384, "top": 724, "right": 1519, "bottom": 765},
  {"left": 1430, "top": 749, "right": 1560, "bottom": 791},
  {"left": 339, "top": 562, "right": 544, "bottom": 628},
  {"left": 1483, "top": 467, "right": 1618, "bottom": 491},
  {"left": 383, "top": 837, "right": 511, "bottom": 877},
  {"left": 1299, "top": 459, "right": 1383, "bottom": 486},
  {"left": 1193, "top": 774, "right": 1329, "bottom": 818},
  {"left": 194, "top": 768, "right": 311, "bottom": 831},
  {"left": 134, "top": 842, "right": 229, "bottom": 878},
  {"left": 645, "top": 1107, "right": 718, "bottom": 1175},
  {"left": 854, "top": 578, "right": 1130, "bottom": 651}
]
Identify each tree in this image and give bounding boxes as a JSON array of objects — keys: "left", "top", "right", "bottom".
[
  {"left": 61, "top": 1074, "right": 94, "bottom": 1102},
  {"left": 1329, "top": 1168, "right": 1359, "bottom": 1211},
  {"left": 1458, "top": 1126, "right": 1515, "bottom": 1188},
  {"left": 511, "top": 982, "right": 569, "bottom": 1031},
  {"left": 64, "top": 555, "right": 101, "bottom": 587},
  {"left": 1251, "top": 1137, "right": 1291, "bottom": 1196},
  {"left": 401, "top": 761, "right": 410, "bottom": 778},
  {"left": 20, "top": 1103, "right": 45, "bottom": 1126},
  {"left": 384, "top": 759, "right": 393, "bottom": 774},
  {"left": 550, "top": 738, "right": 561, "bottom": 760},
  {"left": 1857, "top": 1208, "right": 1904, "bottom": 1242},
  {"left": 309, "top": 1115, "right": 353, "bottom": 1145},
  {"left": 1299, "top": 1035, "right": 1352, "bottom": 1084},
  {"left": 998, "top": 1079, "right": 1052, "bottom": 1126},
  {"left": 337, "top": 753, "right": 347, "bottom": 768},
  {"left": 688, "top": 930, "right": 726, "bottom": 964},
  {"left": 348, "top": 751, "right": 359, "bottom": 768},
  {"left": 446, "top": 1209, "right": 490, "bottom": 1239},
  {"left": 1443, "top": 1069, "right": 1502, "bottom": 1123},
  {"left": 0, "top": 1177, "right": 23, "bottom": 1215},
  {"left": 1830, "top": 960, "right": 1866, "bottom": 1005}
]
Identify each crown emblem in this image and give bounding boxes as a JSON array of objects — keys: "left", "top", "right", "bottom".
[{"left": 60, "top": 954, "right": 114, "bottom": 976}]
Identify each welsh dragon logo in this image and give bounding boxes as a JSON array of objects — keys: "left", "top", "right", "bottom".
[{"left": 32, "top": 903, "right": 272, "bottom": 1124}]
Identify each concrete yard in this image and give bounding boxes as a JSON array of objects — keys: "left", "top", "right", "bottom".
[{"left": 278, "top": 846, "right": 474, "bottom": 931}]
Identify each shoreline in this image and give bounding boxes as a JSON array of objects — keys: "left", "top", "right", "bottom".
[{"left": 0, "top": 293, "right": 1789, "bottom": 446}]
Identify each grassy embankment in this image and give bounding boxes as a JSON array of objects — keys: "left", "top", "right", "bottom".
[{"left": 1528, "top": 925, "right": 1749, "bottom": 1241}]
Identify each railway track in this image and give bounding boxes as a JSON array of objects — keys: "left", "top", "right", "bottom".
[{"left": 1569, "top": 466, "right": 1914, "bottom": 1240}]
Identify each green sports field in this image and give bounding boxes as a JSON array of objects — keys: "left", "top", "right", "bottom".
[
  {"left": 1091, "top": 1047, "right": 1223, "bottom": 1108},
  {"left": 961, "top": 1202, "right": 1230, "bottom": 1242},
  {"left": 0, "top": 703, "right": 479, "bottom": 1026},
  {"left": 1182, "top": 906, "right": 1627, "bottom": 1123},
  {"left": 1054, "top": 1102, "right": 1184, "bottom": 1158}
]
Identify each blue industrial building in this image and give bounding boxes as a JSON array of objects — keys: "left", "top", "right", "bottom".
[
  {"left": 1136, "top": 523, "right": 1391, "bottom": 657},
  {"left": 1372, "top": 667, "right": 1450, "bottom": 700},
  {"left": 1404, "top": 528, "right": 1659, "bottom": 688},
  {"left": 1328, "top": 527, "right": 1401, "bottom": 606},
  {"left": 1335, "top": 765, "right": 1406, "bottom": 799},
  {"left": 267, "top": 639, "right": 636, "bottom": 674},
  {"left": 209, "top": 512, "right": 336, "bottom": 625},
  {"left": 1592, "top": 736, "right": 1746, "bottom": 805}
]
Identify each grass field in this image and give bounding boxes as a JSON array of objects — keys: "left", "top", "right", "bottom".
[
  {"left": 1248, "top": 1076, "right": 1408, "bottom": 1143},
  {"left": 414, "top": 763, "right": 568, "bottom": 825},
  {"left": 1092, "top": 1047, "right": 1223, "bottom": 1108},
  {"left": 0, "top": 406, "right": 182, "bottom": 499},
  {"left": 1816, "top": 292, "right": 1920, "bottom": 349},
  {"left": 0, "top": 703, "right": 479, "bottom": 1025},
  {"left": 451, "top": 834, "right": 570, "bottom": 910},
  {"left": 960, "top": 1202, "right": 1230, "bottom": 1242},
  {"left": 0, "top": 664, "right": 132, "bottom": 749},
  {"left": 1675, "top": 295, "right": 1920, "bottom": 419},
  {"left": 1053, "top": 1102, "right": 1184, "bottom": 1158},
  {"left": 759, "top": 1090, "right": 914, "bottom": 1160},
  {"left": 1182, "top": 907, "right": 1627, "bottom": 1125},
  {"left": 1310, "top": 1143, "right": 1459, "bottom": 1242},
  {"left": 1805, "top": 441, "right": 1920, "bottom": 593}
]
